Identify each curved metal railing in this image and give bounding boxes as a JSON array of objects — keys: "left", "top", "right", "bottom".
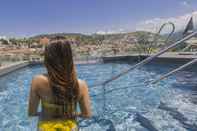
[
  {"left": 135, "top": 22, "right": 175, "bottom": 55},
  {"left": 155, "top": 22, "right": 175, "bottom": 45}
]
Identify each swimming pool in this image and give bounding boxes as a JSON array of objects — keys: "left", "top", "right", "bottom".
[{"left": 0, "top": 62, "right": 197, "bottom": 131}]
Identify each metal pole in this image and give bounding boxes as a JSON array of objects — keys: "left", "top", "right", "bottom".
[{"left": 151, "top": 58, "right": 197, "bottom": 84}]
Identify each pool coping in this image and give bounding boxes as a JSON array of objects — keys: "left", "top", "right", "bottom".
[
  {"left": 1, "top": 53, "right": 197, "bottom": 77},
  {"left": 0, "top": 59, "right": 103, "bottom": 77},
  {"left": 102, "top": 54, "right": 197, "bottom": 64},
  {"left": 0, "top": 61, "right": 30, "bottom": 77}
]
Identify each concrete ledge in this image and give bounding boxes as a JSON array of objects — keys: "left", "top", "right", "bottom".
[
  {"left": 102, "top": 54, "right": 197, "bottom": 64},
  {"left": 0, "top": 59, "right": 103, "bottom": 77},
  {"left": 1, "top": 54, "right": 197, "bottom": 77},
  {"left": 0, "top": 61, "right": 30, "bottom": 77},
  {"left": 29, "top": 60, "right": 43, "bottom": 65},
  {"left": 102, "top": 55, "right": 139, "bottom": 63}
]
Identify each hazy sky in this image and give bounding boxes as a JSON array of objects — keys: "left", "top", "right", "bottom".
[{"left": 0, "top": 0, "right": 196, "bottom": 37}]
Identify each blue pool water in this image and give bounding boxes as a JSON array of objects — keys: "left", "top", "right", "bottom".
[{"left": 0, "top": 62, "right": 197, "bottom": 131}]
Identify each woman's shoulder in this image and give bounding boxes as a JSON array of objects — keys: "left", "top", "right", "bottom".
[
  {"left": 78, "top": 79, "right": 89, "bottom": 96},
  {"left": 78, "top": 79, "right": 88, "bottom": 88},
  {"left": 32, "top": 74, "right": 48, "bottom": 82},
  {"left": 31, "top": 74, "right": 49, "bottom": 89}
]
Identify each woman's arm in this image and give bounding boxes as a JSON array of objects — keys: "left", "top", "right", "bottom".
[
  {"left": 28, "top": 76, "right": 40, "bottom": 117},
  {"left": 78, "top": 80, "right": 92, "bottom": 118}
]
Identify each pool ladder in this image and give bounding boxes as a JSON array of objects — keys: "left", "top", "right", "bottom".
[{"left": 92, "top": 25, "right": 197, "bottom": 87}]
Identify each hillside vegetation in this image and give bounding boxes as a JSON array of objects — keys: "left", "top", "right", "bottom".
[{"left": 0, "top": 31, "right": 168, "bottom": 62}]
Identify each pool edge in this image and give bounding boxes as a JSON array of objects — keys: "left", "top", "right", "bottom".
[{"left": 0, "top": 59, "right": 103, "bottom": 77}]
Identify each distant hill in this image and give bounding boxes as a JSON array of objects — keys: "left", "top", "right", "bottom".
[
  {"left": 31, "top": 31, "right": 164, "bottom": 45},
  {"left": 32, "top": 33, "right": 83, "bottom": 39}
]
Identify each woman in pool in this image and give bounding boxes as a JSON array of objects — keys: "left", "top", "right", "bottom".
[{"left": 28, "top": 40, "right": 92, "bottom": 131}]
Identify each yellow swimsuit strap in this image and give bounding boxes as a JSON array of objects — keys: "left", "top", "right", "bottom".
[{"left": 42, "top": 101, "right": 64, "bottom": 109}]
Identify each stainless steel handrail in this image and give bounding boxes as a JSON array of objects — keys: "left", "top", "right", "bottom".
[
  {"left": 151, "top": 58, "right": 197, "bottom": 84},
  {"left": 156, "top": 22, "right": 175, "bottom": 44},
  {"left": 92, "top": 31, "right": 197, "bottom": 87},
  {"left": 135, "top": 22, "right": 175, "bottom": 55}
]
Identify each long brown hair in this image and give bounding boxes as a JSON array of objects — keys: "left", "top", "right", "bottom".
[{"left": 44, "top": 40, "right": 79, "bottom": 118}]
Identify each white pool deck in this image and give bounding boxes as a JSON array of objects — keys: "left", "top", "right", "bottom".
[{"left": 118, "top": 52, "right": 197, "bottom": 59}]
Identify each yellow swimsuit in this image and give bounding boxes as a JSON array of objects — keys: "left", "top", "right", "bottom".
[{"left": 38, "top": 101, "right": 78, "bottom": 131}]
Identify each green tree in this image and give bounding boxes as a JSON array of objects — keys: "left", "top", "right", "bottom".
[{"left": 0, "top": 39, "right": 9, "bottom": 45}]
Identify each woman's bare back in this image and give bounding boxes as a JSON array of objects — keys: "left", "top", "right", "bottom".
[{"left": 28, "top": 74, "right": 92, "bottom": 119}]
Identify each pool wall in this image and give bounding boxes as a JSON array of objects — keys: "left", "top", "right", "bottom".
[
  {"left": 0, "top": 61, "right": 42, "bottom": 77},
  {"left": 0, "top": 59, "right": 101, "bottom": 77},
  {"left": 102, "top": 54, "right": 197, "bottom": 64},
  {"left": 1, "top": 54, "right": 197, "bottom": 77}
]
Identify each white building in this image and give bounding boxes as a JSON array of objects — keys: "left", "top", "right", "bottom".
[{"left": 182, "top": 16, "right": 197, "bottom": 52}]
